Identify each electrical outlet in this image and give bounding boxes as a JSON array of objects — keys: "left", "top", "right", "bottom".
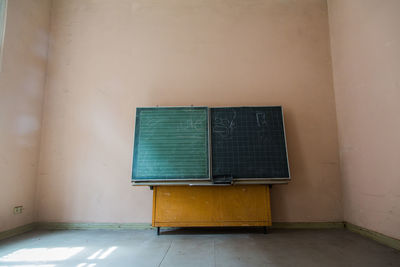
[{"left": 13, "top": 206, "right": 23, "bottom": 214}]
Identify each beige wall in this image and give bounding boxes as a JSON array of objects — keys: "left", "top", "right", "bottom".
[
  {"left": 328, "top": 0, "right": 400, "bottom": 239},
  {"left": 0, "top": 0, "right": 51, "bottom": 232},
  {"left": 36, "top": 0, "right": 342, "bottom": 223},
  {"left": 2, "top": 0, "right": 397, "bottom": 240}
]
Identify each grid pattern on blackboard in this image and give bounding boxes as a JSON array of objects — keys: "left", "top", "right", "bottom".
[
  {"left": 211, "top": 107, "right": 289, "bottom": 179},
  {"left": 132, "top": 107, "right": 209, "bottom": 180}
]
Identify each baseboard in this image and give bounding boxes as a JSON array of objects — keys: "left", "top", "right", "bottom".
[
  {"left": 0, "top": 223, "right": 37, "bottom": 241},
  {"left": 1, "top": 222, "right": 345, "bottom": 236},
  {"left": 272, "top": 222, "right": 345, "bottom": 229},
  {"left": 2, "top": 221, "right": 398, "bottom": 251},
  {"left": 37, "top": 222, "right": 346, "bottom": 230},
  {"left": 36, "top": 222, "right": 154, "bottom": 230},
  {"left": 345, "top": 222, "right": 400, "bottom": 251}
]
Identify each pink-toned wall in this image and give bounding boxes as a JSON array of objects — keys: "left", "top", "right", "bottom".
[
  {"left": 36, "top": 0, "right": 342, "bottom": 224},
  {"left": 328, "top": 0, "right": 400, "bottom": 239},
  {"left": 0, "top": 0, "right": 51, "bottom": 232}
]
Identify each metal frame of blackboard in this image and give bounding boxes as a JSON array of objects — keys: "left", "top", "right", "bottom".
[
  {"left": 132, "top": 106, "right": 212, "bottom": 182},
  {"left": 132, "top": 105, "right": 291, "bottom": 185},
  {"left": 132, "top": 179, "right": 290, "bottom": 186}
]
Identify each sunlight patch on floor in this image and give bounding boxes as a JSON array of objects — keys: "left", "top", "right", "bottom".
[
  {"left": 0, "top": 265, "right": 55, "bottom": 267},
  {"left": 0, "top": 245, "right": 117, "bottom": 267},
  {"left": 0, "top": 247, "right": 84, "bottom": 262}
]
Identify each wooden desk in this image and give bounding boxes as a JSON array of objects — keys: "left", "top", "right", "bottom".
[{"left": 152, "top": 185, "right": 271, "bottom": 234}]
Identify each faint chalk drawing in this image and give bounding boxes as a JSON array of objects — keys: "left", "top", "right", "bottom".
[
  {"left": 256, "top": 112, "right": 270, "bottom": 143},
  {"left": 256, "top": 112, "right": 267, "bottom": 127},
  {"left": 213, "top": 110, "right": 237, "bottom": 139}
]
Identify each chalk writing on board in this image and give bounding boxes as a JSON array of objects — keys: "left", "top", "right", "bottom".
[
  {"left": 178, "top": 118, "right": 207, "bottom": 131},
  {"left": 212, "top": 110, "right": 237, "bottom": 139},
  {"left": 256, "top": 112, "right": 267, "bottom": 127},
  {"left": 255, "top": 111, "right": 270, "bottom": 144}
]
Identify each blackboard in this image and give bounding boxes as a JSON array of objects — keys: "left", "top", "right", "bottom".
[
  {"left": 211, "top": 106, "right": 289, "bottom": 179},
  {"left": 132, "top": 107, "right": 210, "bottom": 181}
]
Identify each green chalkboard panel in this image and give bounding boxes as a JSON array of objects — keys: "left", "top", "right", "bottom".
[{"left": 132, "top": 107, "right": 210, "bottom": 181}]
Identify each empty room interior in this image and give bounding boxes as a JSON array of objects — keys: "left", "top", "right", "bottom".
[{"left": 0, "top": 0, "right": 399, "bottom": 266}]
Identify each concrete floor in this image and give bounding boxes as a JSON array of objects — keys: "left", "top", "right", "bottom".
[{"left": 0, "top": 228, "right": 399, "bottom": 267}]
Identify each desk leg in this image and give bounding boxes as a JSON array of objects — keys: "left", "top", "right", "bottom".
[
  {"left": 263, "top": 226, "right": 268, "bottom": 234},
  {"left": 157, "top": 227, "right": 160, "bottom": 236}
]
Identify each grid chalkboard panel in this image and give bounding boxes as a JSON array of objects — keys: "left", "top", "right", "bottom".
[
  {"left": 211, "top": 107, "right": 289, "bottom": 179},
  {"left": 132, "top": 107, "right": 209, "bottom": 181}
]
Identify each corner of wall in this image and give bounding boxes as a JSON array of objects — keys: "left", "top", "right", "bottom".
[{"left": 32, "top": 0, "right": 54, "bottom": 224}]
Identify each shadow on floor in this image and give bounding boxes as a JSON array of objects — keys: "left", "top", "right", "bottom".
[{"left": 158, "top": 226, "right": 268, "bottom": 235}]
